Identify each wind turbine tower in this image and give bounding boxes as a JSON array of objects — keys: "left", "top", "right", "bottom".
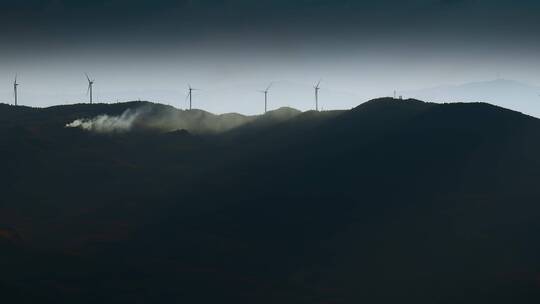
[
  {"left": 86, "top": 73, "right": 95, "bottom": 104},
  {"left": 13, "top": 76, "right": 19, "bottom": 106},
  {"left": 314, "top": 80, "right": 321, "bottom": 111},
  {"left": 259, "top": 83, "right": 273, "bottom": 114},
  {"left": 187, "top": 84, "right": 199, "bottom": 110}
]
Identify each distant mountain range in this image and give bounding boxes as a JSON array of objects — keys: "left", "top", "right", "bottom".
[
  {"left": 407, "top": 78, "right": 540, "bottom": 117},
  {"left": 3, "top": 79, "right": 539, "bottom": 117}
]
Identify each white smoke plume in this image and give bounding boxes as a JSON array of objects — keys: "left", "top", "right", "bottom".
[
  {"left": 66, "top": 108, "right": 144, "bottom": 133},
  {"left": 65, "top": 103, "right": 306, "bottom": 134}
]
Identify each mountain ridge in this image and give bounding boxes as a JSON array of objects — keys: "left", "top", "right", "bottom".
[{"left": 407, "top": 78, "right": 540, "bottom": 117}]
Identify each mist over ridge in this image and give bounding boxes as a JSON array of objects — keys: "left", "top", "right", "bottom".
[{"left": 62, "top": 102, "right": 310, "bottom": 134}]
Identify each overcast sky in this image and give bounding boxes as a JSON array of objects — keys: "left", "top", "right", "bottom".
[{"left": 1, "top": 0, "right": 539, "bottom": 114}]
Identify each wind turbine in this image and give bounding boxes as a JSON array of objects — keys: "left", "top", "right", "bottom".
[
  {"left": 259, "top": 82, "right": 273, "bottom": 114},
  {"left": 85, "top": 73, "right": 95, "bottom": 104},
  {"left": 314, "top": 80, "right": 321, "bottom": 111},
  {"left": 186, "top": 84, "right": 199, "bottom": 110},
  {"left": 13, "top": 75, "right": 19, "bottom": 106}
]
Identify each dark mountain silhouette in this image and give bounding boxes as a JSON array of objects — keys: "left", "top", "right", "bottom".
[
  {"left": 1, "top": 98, "right": 540, "bottom": 303},
  {"left": 408, "top": 78, "right": 540, "bottom": 117}
]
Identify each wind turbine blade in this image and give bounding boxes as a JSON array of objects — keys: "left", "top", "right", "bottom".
[
  {"left": 266, "top": 82, "right": 273, "bottom": 91},
  {"left": 85, "top": 73, "right": 91, "bottom": 82}
]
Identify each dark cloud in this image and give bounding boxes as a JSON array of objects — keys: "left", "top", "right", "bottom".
[{"left": 0, "top": 0, "right": 539, "bottom": 54}]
